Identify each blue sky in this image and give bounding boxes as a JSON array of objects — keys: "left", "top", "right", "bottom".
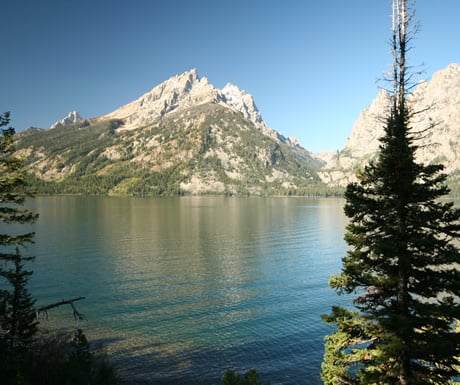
[{"left": 1, "top": 1, "right": 459, "bottom": 153}]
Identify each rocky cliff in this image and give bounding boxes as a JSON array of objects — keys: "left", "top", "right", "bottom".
[
  {"left": 50, "top": 110, "right": 83, "bottom": 129},
  {"left": 318, "top": 63, "right": 460, "bottom": 186}
]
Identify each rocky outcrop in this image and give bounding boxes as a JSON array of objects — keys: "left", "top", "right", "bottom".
[
  {"left": 410, "top": 63, "right": 460, "bottom": 169},
  {"left": 104, "top": 69, "right": 220, "bottom": 129},
  {"left": 318, "top": 63, "right": 460, "bottom": 186},
  {"left": 103, "top": 69, "right": 302, "bottom": 148},
  {"left": 50, "top": 110, "right": 83, "bottom": 129}
]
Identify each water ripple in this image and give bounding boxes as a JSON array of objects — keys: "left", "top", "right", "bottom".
[{"left": 28, "top": 196, "right": 347, "bottom": 385}]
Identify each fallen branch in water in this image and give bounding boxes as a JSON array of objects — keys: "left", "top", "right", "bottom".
[{"left": 37, "top": 296, "right": 86, "bottom": 321}]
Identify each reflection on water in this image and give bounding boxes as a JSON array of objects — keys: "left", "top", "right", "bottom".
[{"left": 25, "top": 196, "right": 348, "bottom": 384}]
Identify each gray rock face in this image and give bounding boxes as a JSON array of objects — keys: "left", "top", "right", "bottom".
[
  {"left": 105, "top": 69, "right": 220, "bottom": 129},
  {"left": 103, "top": 69, "right": 303, "bottom": 148},
  {"left": 221, "top": 82, "right": 265, "bottom": 129},
  {"left": 50, "top": 110, "right": 83, "bottom": 129},
  {"left": 410, "top": 64, "right": 460, "bottom": 170},
  {"left": 318, "top": 63, "right": 460, "bottom": 186}
]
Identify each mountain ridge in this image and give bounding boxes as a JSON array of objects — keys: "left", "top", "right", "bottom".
[
  {"left": 16, "top": 69, "right": 328, "bottom": 196},
  {"left": 50, "top": 110, "right": 83, "bottom": 129},
  {"left": 16, "top": 64, "right": 460, "bottom": 195}
]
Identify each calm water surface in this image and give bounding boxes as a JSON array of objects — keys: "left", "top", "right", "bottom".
[{"left": 25, "top": 196, "right": 348, "bottom": 384}]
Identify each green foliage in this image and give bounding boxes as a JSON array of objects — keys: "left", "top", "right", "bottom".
[
  {"left": 222, "top": 369, "right": 270, "bottom": 385},
  {"left": 27, "top": 328, "right": 119, "bottom": 385},
  {"left": 16, "top": 105, "right": 340, "bottom": 197},
  {"left": 321, "top": 2, "right": 460, "bottom": 384},
  {"left": 2, "top": 248, "right": 39, "bottom": 352},
  {"left": 0, "top": 112, "right": 39, "bottom": 383}
]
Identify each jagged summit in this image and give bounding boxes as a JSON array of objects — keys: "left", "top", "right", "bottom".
[
  {"left": 221, "top": 83, "right": 265, "bottom": 128},
  {"left": 50, "top": 110, "right": 82, "bottom": 129},
  {"left": 102, "top": 69, "right": 288, "bottom": 143},
  {"left": 17, "top": 69, "right": 324, "bottom": 196},
  {"left": 41, "top": 69, "right": 305, "bottom": 153},
  {"left": 105, "top": 69, "right": 219, "bottom": 129}
]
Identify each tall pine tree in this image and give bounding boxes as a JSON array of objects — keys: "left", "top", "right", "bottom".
[
  {"left": 0, "top": 111, "right": 39, "bottom": 381},
  {"left": 321, "top": 1, "right": 460, "bottom": 384}
]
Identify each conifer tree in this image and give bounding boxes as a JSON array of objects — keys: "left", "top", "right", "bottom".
[
  {"left": 0, "top": 111, "right": 39, "bottom": 380},
  {"left": 321, "top": 1, "right": 460, "bottom": 384}
]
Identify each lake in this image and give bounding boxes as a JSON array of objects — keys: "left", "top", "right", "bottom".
[{"left": 24, "top": 196, "right": 349, "bottom": 384}]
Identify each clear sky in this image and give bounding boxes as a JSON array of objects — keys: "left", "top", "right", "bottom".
[{"left": 1, "top": 0, "right": 459, "bottom": 153}]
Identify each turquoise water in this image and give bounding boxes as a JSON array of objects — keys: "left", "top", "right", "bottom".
[{"left": 24, "top": 196, "right": 348, "bottom": 384}]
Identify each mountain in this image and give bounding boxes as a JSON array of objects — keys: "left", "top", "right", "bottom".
[
  {"left": 103, "top": 69, "right": 288, "bottom": 144},
  {"left": 50, "top": 110, "right": 83, "bottom": 129},
  {"left": 318, "top": 63, "right": 460, "bottom": 189},
  {"left": 17, "top": 69, "right": 328, "bottom": 196}
]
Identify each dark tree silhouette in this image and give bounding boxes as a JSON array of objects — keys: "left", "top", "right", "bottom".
[
  {"left": 321, "top": 1, "right": 460, "bottom": 384},
  {"left": 0, "top": 111, "right": 39, "bottom": 381}
]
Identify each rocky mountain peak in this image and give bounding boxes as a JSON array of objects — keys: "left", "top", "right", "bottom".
[
  {"left": 218, "top": 82, "right": 291, "bottom": 144},
  {"left": 101, "top": 69, "right": 292, "bottom": 146},
  {"left": 18, "top": 69, "right": 325, "bottom": 196},
  {"left": 221, "top": 83, "right": 265, "bottom": 128},
  {"left": 318, "top": 63, "right": 460, "bottom": 186},
  {"left": 50, "top": 110, "right": 83, "bottom": 129},
  {"left": 105, "top": 69, "right": 220, "bottom": 129},
  {"left": 340, "top": 63, "right": 460, "bottom": 163}
]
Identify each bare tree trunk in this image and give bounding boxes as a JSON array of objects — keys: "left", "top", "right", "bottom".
[{"left": 393, "top": 1, "right": 411, "bottom": 383}]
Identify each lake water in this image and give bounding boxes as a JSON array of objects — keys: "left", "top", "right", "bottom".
[{"left": 24, "top": 196, "right": 349, "bottom": 384}]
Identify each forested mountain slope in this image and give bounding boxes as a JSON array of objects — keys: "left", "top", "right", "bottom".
[{"left": 17, "top": 70, "right": 329, "bottom": 196}]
